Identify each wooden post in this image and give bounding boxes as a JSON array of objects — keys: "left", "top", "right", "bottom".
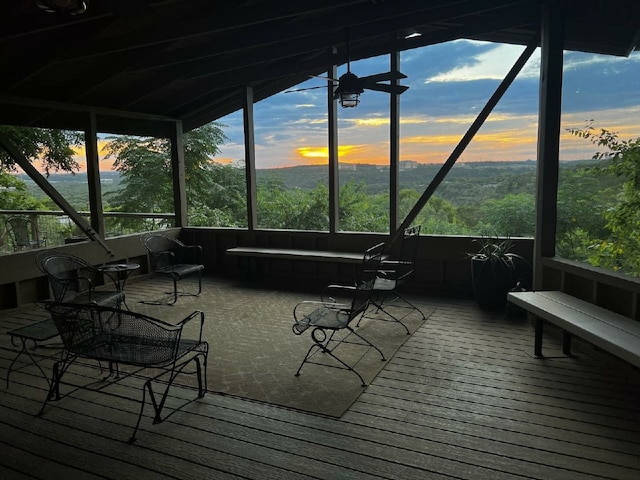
[
  {"left": 85, "top": 111, "right": 105, "bottom": 238},
  {"left": 328, "top": 60, "right": 339, "bottom": 234},
  {"left": 170, "top": 121, "right": 188, "bottom": 227},
  {"left": 534, "top": 2, "right": 565, "bottom": 290},
  {"left": 243, "top": 86, "right": 258, "bottom": 230},
  {"left": 389, "top": 51, "right": 401, "bottom": 234}
]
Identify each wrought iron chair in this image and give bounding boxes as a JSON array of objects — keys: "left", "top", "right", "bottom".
[
  {"left": 36, "top": 251, "right": 124, "bottom": 308},
  {"left": 141, "top": 232, "right": 205, "bottom": 305},
  {"left": 41, "top": 302, "right": 208, "bottom": 442},
  {"left": 362, "top": 224, "right": 426, "bottom": 334},
  {"left": 292, "top": 242, "right": 386, "bottom": 386},
  {"left": 5, "top": 215, "right": 46, "bottom": 251}
]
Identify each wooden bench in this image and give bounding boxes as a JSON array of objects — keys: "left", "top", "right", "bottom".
[
  {"left": 226, "top": 246, "right": 378, "bottom": 281},
  {"left": 226, "top": 246, "right": 366, "bottom": 263},
  {"left": 507, "top": 290, "right": 640, "bottom": 368}
]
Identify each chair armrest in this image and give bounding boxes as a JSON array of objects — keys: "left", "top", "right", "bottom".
[
  {"left": 378, "top": 260, "right": 413, "bottom": 280},
  {"left": 293, "top": 300, "right": 349, "bottom": 320},
  {"left": 176, "top": 310, "right": 205, "bottom": 342},
  {"left": 320, "top": 283, "right": 356, "bottom": 303}
]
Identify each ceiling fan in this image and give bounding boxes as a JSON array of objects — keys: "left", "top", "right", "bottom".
[{"left": 287, "top": 36, "right": 409, "bottom": 107}]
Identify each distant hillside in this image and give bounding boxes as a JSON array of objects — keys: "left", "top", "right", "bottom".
[
  {"left": 16, "top": 159, "right": 600, "bottom": 208},
  {"left": 255, "top": 159, "right": 598, "bottom": 206}
]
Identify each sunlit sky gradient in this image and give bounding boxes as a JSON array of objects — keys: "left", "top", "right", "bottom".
[
  {"left": 59, "top": 39, "right": 640, "bottom": 172},
  {"left": 213, "top": 40, "right": 640, "bottom": 169}
]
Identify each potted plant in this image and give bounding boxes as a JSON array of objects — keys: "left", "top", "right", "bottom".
[{"left": 468, "top": 236, "right": 528, "bottom": 310}]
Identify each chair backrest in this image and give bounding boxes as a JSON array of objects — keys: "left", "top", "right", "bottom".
[
  {"left": 45, "top": 302, "right": 181, "bottom": 365},
  {"left": 399, "top": 224, "right": 421, "bottom": 264},
  {"left": 45, "top": 302, "right": 100, "bottom": 352},
  {"left": 141, "top": 232, "right": 183, "bottom": 269},
  {"left": 37, "top": 252, "right": 99, "bottom": 302},
  {"left": 350, "top": 242, "right": 385, "bottom": 318},
  {"left": 6, "top": 216, "right": 39, "bottom": 250}
]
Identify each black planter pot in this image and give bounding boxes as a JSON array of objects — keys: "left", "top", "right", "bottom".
[{"left": 471, "top": 255, "right": 516, "bottom": 310}]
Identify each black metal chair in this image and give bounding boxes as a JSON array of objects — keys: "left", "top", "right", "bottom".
[
  {"left": 363, "top": 224, "right": 426, "bottom": 334},
  {"left": 41, "top": 302, "right": 208, "bottom": 442},
  {"left": 292, "top": 242, "right": 386, "bottom": 386},
  {"left": 141, "top": 232, "right": 205, "bottom": 305},
  {"left": 36, "top": 251, "right": 124, "bottom": 308},
  {"left": 6, "top": 216, "right": 46, "bottom": 251}
]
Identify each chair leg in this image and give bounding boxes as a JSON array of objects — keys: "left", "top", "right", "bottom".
[
  {"left": 362, "top": 289, "right": 425, "bottom": 334},
  {"left": 368, "top": 300, "right": 411, "bottom": 335},
  {"left": 295, "top": 327, "right": 384, "bottom": 387}
]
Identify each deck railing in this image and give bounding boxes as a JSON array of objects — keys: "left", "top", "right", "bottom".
[{"left": 0, "top": 210, "right": 175, "bottom": 253}]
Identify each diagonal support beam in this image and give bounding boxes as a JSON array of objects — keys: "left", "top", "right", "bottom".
[
  {"left": 0, "top": 133, "right": 113, "bottom": 257},
  {"left": 392, "top": 34, "right": 540, "bottom": 246}
]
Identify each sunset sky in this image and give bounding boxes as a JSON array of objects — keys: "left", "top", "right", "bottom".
[
  {"left": 59, "top": 39, "right": 640, "bottom": 173},
  {"left": 213, "top": 39, "right": 640, "bottom": 169}
]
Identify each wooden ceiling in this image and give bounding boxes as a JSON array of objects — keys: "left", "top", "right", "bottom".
[{"left": 1, "top": 0, "right": 638, "bottom": 136}]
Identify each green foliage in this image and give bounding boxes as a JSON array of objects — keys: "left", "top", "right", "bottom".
[
  {"left": 469, "top": 235, "right": 521, "bottom": 267},
  {"left": 568, "top": 123, "right": 640, "bottom": 275},
  {"left": 479, "top": 193, "right": 535, "bottom": 237},
  {"left": 103, "top": 123, "right": 241, "bottom": 229},
  {"left": 258, "top": 180, "right": 329, "bottom": 230},
  {"left": 0, "top": 172, "right": 47, "bottom": 210},
  {"left": 0, "top": 126, "right": 83, "bottom": 175}
]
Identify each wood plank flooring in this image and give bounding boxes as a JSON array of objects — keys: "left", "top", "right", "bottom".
[{"left": 1, "top": 276, "right": 639, "bottom": 479}]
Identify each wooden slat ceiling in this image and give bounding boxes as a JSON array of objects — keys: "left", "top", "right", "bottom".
[{"left": 1, "top": 0, "right": 638, "bottom": 137}]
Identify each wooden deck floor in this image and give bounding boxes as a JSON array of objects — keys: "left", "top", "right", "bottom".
[{"left": 1, "top": 276, "right": 639, "bottom": 480}]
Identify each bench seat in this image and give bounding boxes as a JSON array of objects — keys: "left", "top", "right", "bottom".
[
  {"left": 226, "top": 247, "right": 367, "bottom": 263},
  {"left": 507, "top": 290, "right": 640, "bottom": 368}
]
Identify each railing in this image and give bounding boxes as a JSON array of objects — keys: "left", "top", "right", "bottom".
[{"left": 0, "top": 210, "right": 175, "bottom": 253}]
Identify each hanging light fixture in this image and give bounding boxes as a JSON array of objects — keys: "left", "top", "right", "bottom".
[
  {"left": 333, "top": 71, "right": 364, "bottom": 108},
  {"left": 36, "top": 0, "right": 88, "bottom": 15},
  {"left": 332, "top": 30, "right": 364, "bottom": 108}
]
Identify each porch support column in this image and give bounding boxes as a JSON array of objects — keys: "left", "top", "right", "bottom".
[
  {"left": 389, "top": 51, "right": 401, "bottom": 233},
  {"left": 328, "top": 60, "right": 339, "bottom": 233},
  {"left": 534, "top": 2, "right": 565, "bottom": 290},
  {"left": 85, "top": 111, "right": 105, "bottom": 238},
  {"left": 243, "top": 86, "right": 258, "bottom": 230},
  {"left": 170, "top": 121, "right": 188, "bottom": 227}
]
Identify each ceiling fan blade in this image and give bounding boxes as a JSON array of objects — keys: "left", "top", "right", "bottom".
[
  {"left": 360, "top": 71, "right": 407, "bottom": 84},
  {"left": 284, "top": 85, "right": 327, "bottom": 93},
  {"left": 364, "top": 83, "right": 409, "bottom": 95},
  {"left": 309, "top": 74, "right": 339, "bottom": 82}
]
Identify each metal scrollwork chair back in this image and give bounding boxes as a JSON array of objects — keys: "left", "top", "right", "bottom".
[
  {"left": 364, "top": 224, "right": 426, "bottom": 334},
  {"left": 141, "top": 232, "right": 205, "bottom": 305},
  {"left": 6, "top": 216, "right": 46, "bottom": 251},
  {"left": 36, "top": 251, "right": 124, "bottom": 308}
]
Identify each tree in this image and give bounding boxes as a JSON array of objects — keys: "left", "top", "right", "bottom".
[
  {"left": 480, "top": 193, "right": 535, "bottom": 237},
  {"left": 0, "top": 126, "right": 83, "bottom": 175},
  {"left": 569, "top": 123, "right": 640, "bottom": 275},
  {"left": 103, "top": 123, "right": 239, "bottom": 228}
]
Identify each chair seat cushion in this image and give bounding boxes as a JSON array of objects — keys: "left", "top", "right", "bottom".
[
  {"left": 157, "top": 263, "right": 204, "bottom": 278},
  {"left": 72, "top": 291, "right": 125, "bottom": 308},
  {"left": 373, "top": 276, "right": 398, "bottom": 290},
  {"left": 297, "top": 307, "right": 350, "bottom": 332},
  {"left": 71, "top": 334, "right": 205, "bottom": 367}
]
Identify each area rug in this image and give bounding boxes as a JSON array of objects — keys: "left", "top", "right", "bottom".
[{"left": 128, "top": 275, "right": 432, "bottom": 417}]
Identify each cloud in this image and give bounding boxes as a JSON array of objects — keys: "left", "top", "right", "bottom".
[
  {"left": 212, "top": 43, "right": 640, "bottom": 169},
  {"left": 427, "top": 43, "right": 540, "bottom": 83}
]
